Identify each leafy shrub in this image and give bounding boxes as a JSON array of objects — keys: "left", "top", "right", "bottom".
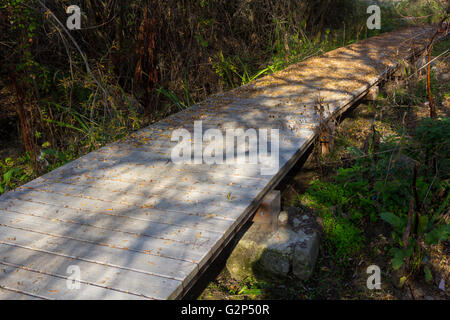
[{"left": 0, "top": 155, "right": 34, "bottom": 194}]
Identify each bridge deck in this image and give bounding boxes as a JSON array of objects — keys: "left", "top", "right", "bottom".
[{"left": 0, "top": 27, "right": 435, "bottom": 299}]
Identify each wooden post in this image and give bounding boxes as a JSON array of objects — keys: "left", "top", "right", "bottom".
[
  {"left": 253, "top": 190, "right": 281, "bottom": 231},
  {"left": 365, "top": 85, "right": 379, "bottom": 101},
  {"left": 320, "top": 121, "right": 335, "bottom": 155}
]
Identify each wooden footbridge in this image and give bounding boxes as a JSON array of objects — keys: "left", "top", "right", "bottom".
[{"left": 0, "top": 26, "right": 436, "bottom": 299}]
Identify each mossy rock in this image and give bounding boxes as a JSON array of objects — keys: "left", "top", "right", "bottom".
[{"left": 226, "top": 223, "right": 319, "bottom": 282}]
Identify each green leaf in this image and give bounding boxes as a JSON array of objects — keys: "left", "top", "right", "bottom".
[
  {"left": 238, "top": 286, "right": 262, "bottom": 296},
  {"left": 3, "top": 168, "right": 21, "bottom": 185},
  {"left": 405, "top": 244, "right": 414, "bottom": 257},
  {"left": 0, "top": 167, "right": 21, "bottom": 194},
  {"left": 425, "top": 224, "right": 450, "bottom": 245},
  {"left": 380, "top": 212, "right": 404, "bottom": 230},
  {"left": 392, "top": 248, "right": 405, "bottom": 270}
]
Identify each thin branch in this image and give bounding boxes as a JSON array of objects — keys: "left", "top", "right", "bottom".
[
  {"left": 406, "top": 49, "right": 449, "bottom": 80},
  {"left": 36, "top": 0, "right": 108, "bottom": 99}
]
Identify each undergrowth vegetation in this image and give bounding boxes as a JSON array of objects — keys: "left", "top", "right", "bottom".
[
  {"left": 289, "top": 37, "right": 450, "bottom": 296},
  {"left": 297, "top": 117, "right": 449, "bottom": 271}
]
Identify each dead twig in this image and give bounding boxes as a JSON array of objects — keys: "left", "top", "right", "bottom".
[{"left": 406, "top": 49, "right": 449, "bottom": 80}]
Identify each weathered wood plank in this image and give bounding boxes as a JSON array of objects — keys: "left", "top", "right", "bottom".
[
  {"left": 0, "top": 243, "right": 182, "bottom": 299},
  {"left": 0, "top": 225, "right": 198, "bottom": 285},
  {"left": 20, "top": 179, "right": 261, "bottom": 205},
  {"left": 0, "top": 209, "right": 211, "bottom": 264},
  {"left": 34, "top": 160, "right": 272, "bottom": 193},
  {"left": 3, "top": 188, "right": 250, "bottom": 221},
  {"left": 31, "top": 174, "right": 263, "bottom": 200},
  {"left": 0, "top": 198, "right": 234, "bottom": 234},
  {"left": 0, "top": 286, "right": 44, "bottom": 300},
  {"left": 0, "top": 199, "right": 222, "bottom": 247},
  {"left": 0, "top": 262, "right": 147, "bottom": 300}
]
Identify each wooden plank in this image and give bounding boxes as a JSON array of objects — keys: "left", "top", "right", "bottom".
[
  {"left": 0, "top": 242, "right": 182, "bottom": 299},
  {"left": 0, "top": 262, "right": 147, "bottom": 300},
  {"left": 0, "top": 225, "right": 198, "bottom": 285},
  {"left": 37, "top": 156, "right": 274, "bottom": 187},
  {"left": 3, "top": 188, "right": 250, "bottom": 221},
  {"left": 35, "top": 163, "right": 272, "bottom": 200},
  {"left": 0, "top": 286, "right": 44, "bottom": 300},
  {"left": 0, "top": 209, "right": 210, "bottom": 264},
  {"left": 27, "top": 124, "right": 305, "bottom": 185},
  {"left": 21, "top": 179, "right": 262, "bottom": 204},
  {"left": 0, "top": 199, "right": 222, "bottom": 247},
  {"left": 33, "top": 174, "right": 264, "bottom": 199},
  {"left": 42, "top": 143, "right": 301, "bottom": 188},
  {"left": 0, "top": 198, "right": 234, "bottom": 234},
  {"left": 43, "top": 160, "right": 271, "bottom": 186},
  {"left": 34, "top": 122, "right": 305, "bottom": 177}
]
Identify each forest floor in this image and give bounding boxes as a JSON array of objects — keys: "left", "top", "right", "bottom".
[{"left": 198, "top": 37, "right": 450, "bottom": 300}]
